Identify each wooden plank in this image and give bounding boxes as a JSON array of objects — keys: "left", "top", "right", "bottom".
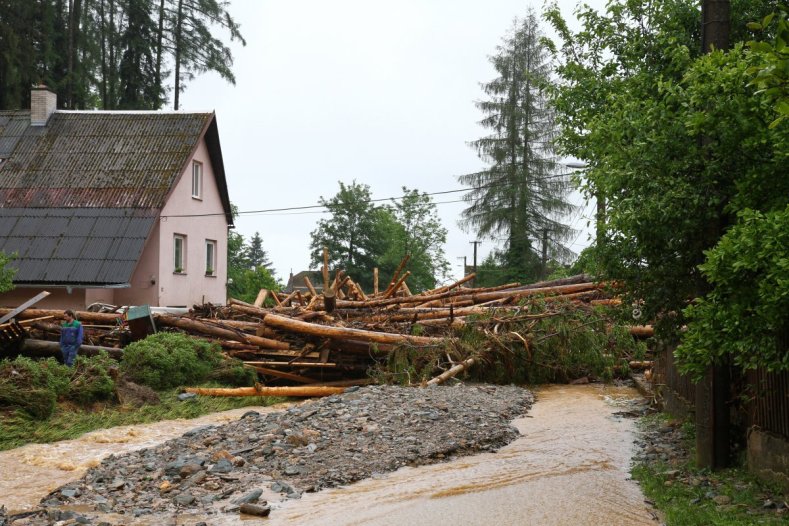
[
  {"left": 250, "top": 366, "right": 316, "bottom": 384},
  {"left": 0, "top": 291, "right": 52, "bottom": 324}
]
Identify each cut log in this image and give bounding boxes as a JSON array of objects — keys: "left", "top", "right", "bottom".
[
  {"left": 337, "top": 282, "right": 601, "bottom": 309},
  {"left": 244, "top": 361, "right": 337, "bottom": 368},
  {"left": 628, "top": 360, "right": 654, "bottom": 369},
  {"left": 629, "top": 325, "right": 654, "bottom": 337},
  {"left": 19, "top": 339, "right": 123, "bottom": 360},
  {"left": 384, "top": 271, "right": 411, "bottom": 299},
  {"left": 322, "top": 247, "right": 336, "bottom": 313},
  {"left": 253, "top": 289, "right": 270, "bottom": 308},
  {"left": 426, "top": 357, "right": 476, "bottom": 386},
  {"left": 155, "top": 315, "right": 290, "bottom": 350},
  {"left": 303, "top": 276, "right": 318, "bottom": 297},
  {"left": 249, "top": 366, "right": 317, "bottom": 384},
  {"left": 262, "top": 312, "right": 445, "bottom": 347},
  {"left": 383, "top": 255, "right": 410, "bottom": 297},
  {"left": 184, "top": 385, "right": 346, "bottom": 397},
  {"left": 422, "top": 273, "right": 477, "bottom": 296}
]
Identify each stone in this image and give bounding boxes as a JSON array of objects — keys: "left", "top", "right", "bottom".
[
  {"left": 209, "top": 459, "right": 234, "bottom": 474},
  {"left": 178, "top": 393, "right": 197, "bottom": 401},
  {"left": 174, "top": 493, "right": 195, "bottom": 506},
  {"left": 234, "top": 489, "right": 264, "bottom": 505},
  {"left": 712, "top": 495, "right": 732, "bottom": 505},
  {"left": 239, "top": 503, "right": 271, "bottom": 517},
  {"left": 60, "top": 489, "right": 78, "bottom": 498},
  {"left": 179, "top": 463, "right": 204, "bottom": 478}
]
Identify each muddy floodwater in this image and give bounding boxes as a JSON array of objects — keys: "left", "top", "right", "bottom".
[
  {"left": 0, "top": 385, "right": 656, "bottom": 525},
  {"left": 262, "top": 384, "right": 656, "bottom": 526},
  {"left": 0, "top": 404, "right": 288, "bottom": 514}
]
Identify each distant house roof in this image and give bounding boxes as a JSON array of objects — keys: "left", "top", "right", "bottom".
[
  {"left": 285, "top": 270, "right": 324, "bottom": 293},
  {"left": 0, "top": 110, "right": 232, "bottom": 287}
]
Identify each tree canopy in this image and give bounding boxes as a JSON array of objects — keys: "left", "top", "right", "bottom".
[
  {"left": 309, "top": 183, "right": 450, "bottom": 292},
  {"left": 0, "top": 0, "right": 244, "bottom": 111},
  {"left": 546, "top": 0, "right": 788, "bottom": 375},
  {"left": 460, "top": 9, "right": 576, "bottom": 284}
]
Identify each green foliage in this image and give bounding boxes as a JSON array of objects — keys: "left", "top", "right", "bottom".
[
  {"left": 372, "top": 302, "right": 645, "bottom": 385},
  {"left": 310, "top": 182, "right": 451, "bottom": 292},
  {"left": 632, "top": 414, "right": 787, "bottom": 526},
  {"left": 227, "top": 229, "right": 281, "bottom": 304},
  {"left": 547, "top": 0, "right": 788, "bottom": 368},
  {"left": 0, "top": 355, "right": 118, "bottom": 418},
  {"left": 677, "top": 206, "right": 789, "bottom": 377},
  {"left": 0, "top": 251, "right": 16, "bottom": 292},
  {"left": 460, "top": 9, "right": 577, "bottom": 281},
  {"left": 207, "top": 360, "right": 258, "bottom": 387},
  {"left": 380, "top": 187, "right": 451, "bottom": 291},
  {"left": 245, "top": 232, "right": 273, "bottom": 271},
  {"left": 228, "top": 266, "right": 280, "bottom": 304},
  {"left": 0, "top": 386, "right": 284, "bottom": 451},
  {"left": 475, "top": 247, "right": 543, "bottom": 287},
  {"left": 66, "top": 353, "right": 116, "bottom": 405},
  {"left": 121, "top": 333, "right": 223, "bottom": 390},
  {"left": 0, "top": 0, "right": 244, "bottom": 111},
  {"left": 747, "top": 6, "right": 789, "bottom": 127}
]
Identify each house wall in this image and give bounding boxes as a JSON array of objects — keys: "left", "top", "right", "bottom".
[
  {"left": 114, "top": 219, "right": 161, "bottom": 307},
  {"left": 0, "top": 287, "right": 87, "bottom": 310},
  {"left": 157, "top": 138, "right": 228, "bottom": 307}
]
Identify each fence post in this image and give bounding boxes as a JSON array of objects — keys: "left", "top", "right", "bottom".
[{"left": 696, "top": 363, "right": 730, "bottom": 469}]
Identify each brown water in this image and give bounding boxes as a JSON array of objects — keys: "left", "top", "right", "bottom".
[
  {"left": 259, "top": 384, "right": 657, "bottom": 526},
  {"left": 0, "top": 404, "right": 288, "bottom": 514},
  {"left": 0, "top": 385, "right": 656, "bottom": 525}
]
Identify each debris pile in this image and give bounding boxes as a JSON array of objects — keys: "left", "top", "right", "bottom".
[{"left": 0, "top": 254, "right": 654, "bottom": 387}]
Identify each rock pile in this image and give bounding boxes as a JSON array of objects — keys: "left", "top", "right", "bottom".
[{"left": 32, "top": 384, "right": 532, "bottom": 523}]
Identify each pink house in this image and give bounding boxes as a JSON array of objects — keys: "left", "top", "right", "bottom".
[{"left": 0, "top": 87, "right": 233, "bottom": 310}]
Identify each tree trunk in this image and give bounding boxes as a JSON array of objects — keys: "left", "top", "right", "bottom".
[
  {"left": 184, "top": 385, "right": 346, "bottom": 397},
  {"left": 262, "top": 312, "right": 445, "bottom": 347},
  {"left": 20, "top": 339, "right": 123, "bottom": 360},
  {"left": 155, "top": 315, "right": 289, "bottom": 350},
  {"left": 173, "top": 0, "right": 184, "bottom": 109}
]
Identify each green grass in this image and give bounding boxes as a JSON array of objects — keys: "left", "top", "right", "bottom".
[
  {"left": 632, "top": 415, "right": 788, "bottom": 526},
  {"left": 0, "top": 387, "right": 286, "bottom": 451}
]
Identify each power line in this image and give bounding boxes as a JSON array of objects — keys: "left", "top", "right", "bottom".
[{"left": 161, "top": 171, "right": 581, "bottom": 219}]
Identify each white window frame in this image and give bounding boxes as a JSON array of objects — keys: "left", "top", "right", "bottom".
[
  {"left": 174, "top": 234, "right": 186, "bottom": 273},
  {"left": 191, "top": 161, "right": 203, "bottom": 199},
  {"left": 205, "top": 239, "right": 216, "bottom": 276}
]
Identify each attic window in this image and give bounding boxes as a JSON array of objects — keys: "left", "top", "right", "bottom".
[{"left": 191, "top": 161, "right": 203, "bottom": 199}]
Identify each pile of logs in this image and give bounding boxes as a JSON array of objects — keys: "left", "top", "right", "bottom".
[{"left": 0, "top": 252, "right": 654, "bottom": 388}]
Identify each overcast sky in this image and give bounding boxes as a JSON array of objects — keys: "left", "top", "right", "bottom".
[{"left": 181, "top": 0, "right": 603, "bottom": 283}]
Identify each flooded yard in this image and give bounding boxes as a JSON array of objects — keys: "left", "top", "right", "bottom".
[{"left": 0, "top": 384, "right": 656, "bottom": 525}]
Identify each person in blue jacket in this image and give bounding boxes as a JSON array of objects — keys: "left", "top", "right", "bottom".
[{"left": 60, "top": 309, "right": 83, "bottom": 366}]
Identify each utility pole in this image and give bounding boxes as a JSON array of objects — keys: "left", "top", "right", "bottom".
[
  {"left": 469, "top": 241, "right": 481, "bottom": 287},
  {"left": 696, "top": 0, "right": 731, "bottom": 471}
]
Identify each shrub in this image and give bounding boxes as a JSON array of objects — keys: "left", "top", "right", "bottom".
[
  {"left": 121, "top": 333, "right": 223, "bottom": 390},
  {"left": 0, "top": 354, "right": 120, "bottom": 416},
  {"left": 208, "top": 360, "right": 258, "bottom": 387},
  {"left": 65, "top": 353, "right": 116, "bottom": 404}
]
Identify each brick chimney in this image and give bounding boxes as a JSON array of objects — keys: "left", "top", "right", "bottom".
[{"left": 30, "top": 85, "right": 57, "bottom": 126}]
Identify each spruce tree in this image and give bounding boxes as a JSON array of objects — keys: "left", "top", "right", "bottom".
[
  {"left": 459, "top": 9, "right": 575, "bottom": 281},
  {"left": 245, "top": 232, "right": 272, "bottom": 271}
]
